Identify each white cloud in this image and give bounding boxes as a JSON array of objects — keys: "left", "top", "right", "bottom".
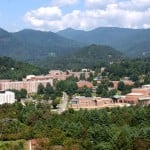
[
  {"left": 51, "top": 0, "right": 78, "bottom": 7},
  {"left": 85, "top": 0, "right": 115, "bottom": 9},
  {"left": 24, "top": 6, "right": 62, "bottom": 28},
  {"left": 118, "top": 0, "right": 150, "bottom": 11},
  {"left": 24, "top": 0, "right": 150, "bottom": 31}
]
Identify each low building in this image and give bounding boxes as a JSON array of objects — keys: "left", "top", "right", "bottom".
[
  {"left": 77, "top": 80, "right": 93, "bottom": 88},
  {"left": 49, "top": 70, "right": 70, "bottom": 80},
  {"left": 138, "top": 96, "right": 150, "bottom": 106},
  {"left": 125, "top": 93, "right": 144, "bottom": 104},
  {"left": 71, "top": 97, "right": 112, "bottom": 109},
  {"left": 124, "top": 86, "right": 150, "bottom": 104},
  {"left": 111, "top": 80, "right": 134, "bottom": 89},
  {"left": 0, "top": 91, "right": 15, "bottom": 105},
  {"left": 132, "top": 88, "right": 150, "bottom": 95},
  {"left": 70, "top": 96, "right": 129, "bottom": 109},
  {"left": 142, "top": 84, "right": 150, "bottom": 89}
]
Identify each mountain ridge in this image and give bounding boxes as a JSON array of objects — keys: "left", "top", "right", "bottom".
[
  {"left": 0, "top": 28, "right": 83, "bottom": 62},
  {"left": 57, "top": 27, "right": 150, "bottom": 57}
]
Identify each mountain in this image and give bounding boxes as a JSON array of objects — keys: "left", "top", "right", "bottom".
[
  {"left": 57, "top": 27, "right": 150, "bottom": 57},
  {"left": 41, "top": 44, "right": 123, "bottom": 70},
  {"left": 0, "top": 28, "right": 82, "bottom": 63}
]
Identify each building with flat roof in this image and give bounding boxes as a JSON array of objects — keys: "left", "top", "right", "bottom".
[
  {"left": 0, "top": 91, "right": 15, "bottom": 105},
  {"left": 138, "top": 97, "right": 150, "bottom": 106},
  {"left": 70, "top": 96, "right": 130, "bottom": 109},
  {"left": 77, "top": 80, "right": 93, "bottom": 88},
  {"left": 142, "top": 84, "right": 150, "bottom": 88},
  {"left": 125, "top": 93, "right": 144, "bottom": 104},
  {"left": 0, "top": 74, "right": 53, "bottom": 94},
  {"left": 132, "top": 88, "right": 150, "bottom": 95},
  {"left": 124, "top": 86, "right": 150, "bottom": 104},
  {"left": 111, "top": 80, "right": 134, "bottom": 89},
  {"left": 70, "top": 97, "right": 112, "bottom": 109}
]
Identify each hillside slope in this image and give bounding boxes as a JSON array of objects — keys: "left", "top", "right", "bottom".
[
  {"left": 57, "top": 27, "right": 150, "bottom": 57},
  {"left": 0, "top": 56, "right": 44, "bottom": 80},
  {"left": 0, "top": 28, "right": 82, "bottom": 62},
  {"left": 41, "top": 44, "right": 123, "bottom": 70}
]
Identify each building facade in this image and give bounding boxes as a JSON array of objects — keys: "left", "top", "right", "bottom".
[
  {"left": 0, "top": 78, "right": 53, "bottom": 94},
  {"left": 124, "top": 85, "right": 150, "bottom": 104},
  {"left": 0, "top": 91, "right": 15, "bottom": 105}
]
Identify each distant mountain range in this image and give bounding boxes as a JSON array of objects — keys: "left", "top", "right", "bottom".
[
  {"left": 0, "top": 27, "right": 150, "bottom": 66},
  {"left": 58, "top": 27, "right": 150, "bottom": 57},
  {"left": 0, "top": 28, "right": 82, "bottom": 62}
]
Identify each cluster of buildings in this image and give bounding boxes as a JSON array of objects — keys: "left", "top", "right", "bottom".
[
  {"left": 70, "top": 83, "right": 150, "bottom": 110},
  {"left": 0, "top": 69, "right": 93, "bottom": 105},
  {"left": 0, "top": 69, "right": 93, "bottom": 94},
  {"left": 0, "top": 68, "right": 149, "bottom": 108},
  {"left": 70, "top": 96, "right": 130, "bottom": 109}
]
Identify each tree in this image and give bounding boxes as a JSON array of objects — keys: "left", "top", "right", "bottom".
[
  {"left": 118, "top": 81, "right": 125, "bottom": 91},
  {"left": 80, "top": 73, "right": 85, "bottom": 80},
  {"left": 52, "top": 97, "right": 61, "bottom": 109},
  {"left": 78, "top": 87, "right": 92, "bottom": 97},
  {"left": 37, "top": 83, "right": 45, "bottom": 95},
  {"left": 65, "top": 80, "right": 77, "bottom": 96},
  {"left": 115, "top": 130, "right": 131, "bottom": 150},
  {"left": 45, "top": 83, "right": 54, "bottom": 95},
  {"left": 144, "top": 75, "right": 150, "bottom": 84},
  {"left": 20, "top": 89, "right": 27, "bottom": 98},
  {"left": 96, "top": 83, "right": 108, "bottom": 97}
]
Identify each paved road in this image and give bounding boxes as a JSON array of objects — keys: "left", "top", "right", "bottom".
[{"left": 57, "top": 92, "right": 69, "bottom": 114}]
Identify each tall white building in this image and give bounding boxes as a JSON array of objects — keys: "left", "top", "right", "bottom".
[{"left": 0, "top": 91, "right": 15, "bottom": 105}]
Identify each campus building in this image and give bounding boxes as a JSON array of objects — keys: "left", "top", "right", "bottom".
[
  {"left": 111, "top": 80, "right": 134, "bottom": 89},
  {"left": 0, "top": 91, "right": 15, "bottom": 105},
  {"left": 0, "top": 75, "right": 53, "bottom": 94},
  {"left": 77, "top": 80, "right": 93, "bottom": 88},
  {"left": 70, "top": 96, "right": 130, "bottom": 109},
  {"left": 124, "top": 85, "right": 150, "bottom": 104}
]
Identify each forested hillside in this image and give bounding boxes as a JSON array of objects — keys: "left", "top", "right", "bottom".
[
  {"left": 41, "top": 44, "right": 123, "bottom": 70},
  {"left": 0, "top": 28, "right": 82, "bottom": 63},
  {"left": 0, "top": 56, "right": 44, "bottom": 80},
  {"left": 58, "top": 27, "right": 150, "bottom": 57}
]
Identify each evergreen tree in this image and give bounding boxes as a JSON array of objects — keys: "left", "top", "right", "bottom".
[{"left": 37, "top": 83, "right": 45, "bottom": 95}]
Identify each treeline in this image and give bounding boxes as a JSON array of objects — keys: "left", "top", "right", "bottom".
[
  {"left": 0, "top": 103, "right": 149, "bottom": 149},
  {"left": 104, "top": 59, "right": 150, "bottom": 84},
  {"left": 0, "top": 56, "right": 46, "bottom": 80}
]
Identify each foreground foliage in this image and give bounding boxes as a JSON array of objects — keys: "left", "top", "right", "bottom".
[
  {"left": 0, "top": 140, "right": 26, "bottom": 150},
  {"left": 0, "top": 102, "right": 149, "bottom": 149}
]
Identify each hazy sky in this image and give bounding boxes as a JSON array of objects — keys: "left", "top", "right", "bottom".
[{"left": 0, "top": 0, "right": 150, "bottom": 32}]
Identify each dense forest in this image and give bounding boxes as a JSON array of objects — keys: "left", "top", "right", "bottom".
[
  {"left": 104, "top": 59, "right": 150, "bottom": 83},
  {"left": 0, "top": 56, "right": 45, "bottom": 80},
  {"left": 0, "top": 28, "right": 82, "bottom": 62},
  {"left": 58, "top": 27, "right": 150, "bottom": 58},
  {"left": 0, "top": 103, "right": 149, "bottom": 149},
  {"left": 41, "top": 44, "right": 123, "bottom": 70}
]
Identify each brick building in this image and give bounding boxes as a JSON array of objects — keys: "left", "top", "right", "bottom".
[
  {"left": 77, "top": 80, "right": 93, "bottom": 88},
  {"left": 0, "top": 74, "right": 53, "bottom": 94},
  {"left": 111, "top": 80, "right": 134, "bottom": 89},
  {"left": 124, "top": 85, "right": 150, "bottom": 104}
]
